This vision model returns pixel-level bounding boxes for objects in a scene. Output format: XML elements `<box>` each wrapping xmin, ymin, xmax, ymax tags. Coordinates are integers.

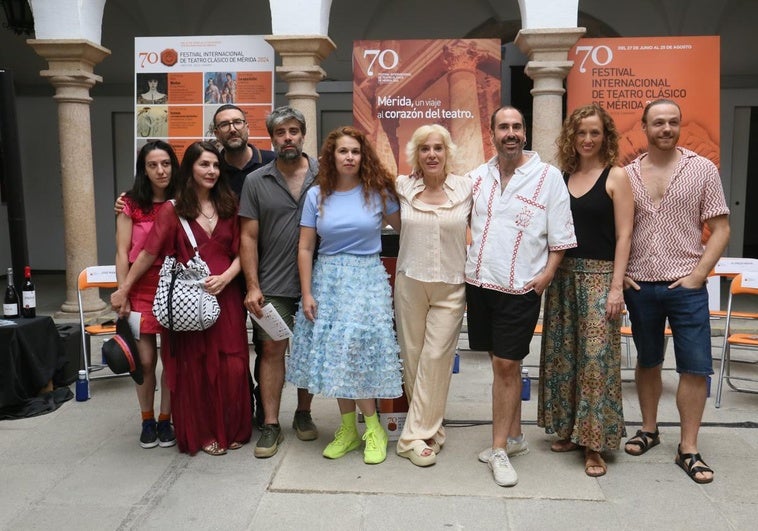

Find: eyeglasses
<box><xmin>215</xmin><ymin>119</ymin><xmax>247</xmax><ymax>132</ymax></box>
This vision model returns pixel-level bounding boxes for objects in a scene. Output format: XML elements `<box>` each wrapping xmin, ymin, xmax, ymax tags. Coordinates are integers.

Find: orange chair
<box><xmin>77</xmin><ymin>266</ymin><xmax>127</xmax><ymax>388</ymax></box>
<box><xmin>708</xmin><ymin>265</ymin><xmax>758</xmax><ymax>321</ymax></box>
<box><xmin>715</xmin><ymin>274</ymin><xmax>758</xmax><ymax>408</ymax></box>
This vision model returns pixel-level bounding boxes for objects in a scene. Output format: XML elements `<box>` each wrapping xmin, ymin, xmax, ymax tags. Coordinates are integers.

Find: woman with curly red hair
<box><xmin>288</xmin><ymin>126</ymin><xmax>402</xmax><ymax>465</ymax></box>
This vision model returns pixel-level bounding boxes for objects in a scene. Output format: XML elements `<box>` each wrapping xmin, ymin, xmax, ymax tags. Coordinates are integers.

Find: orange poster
<box><xmin>567</xmin><ymin>36</ymin><xmax>720</xmax><ymax>166</ymax></box>
<box><xmin>167</xmin><ymin>72</ymin><xmax>203</xmax><ymax>105</ymax></box>
<box><xmin>134</xmin><ymin>35</ymin><xmax>275</xmax><ymax>158</ymax></box>
<box><xmin>353</xmin><ymin>39</ymin><xmax>501</xmax><ymax>176</ymax></box>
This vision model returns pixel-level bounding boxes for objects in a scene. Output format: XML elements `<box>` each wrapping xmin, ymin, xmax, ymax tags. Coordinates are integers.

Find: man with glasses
<box><xmin>210</xmin><ymin>105</ymin><xmax>276</xmax><ymax>432</ymax></box>
<box><xmin>211</xmin><ymin>104</ymin><xmax>275</xmax><ymax>197</ymax></box>
<box><xmin>239</xmin><ymin>106</ymin><xmax>319</xmax><ymax>458</ymax></box>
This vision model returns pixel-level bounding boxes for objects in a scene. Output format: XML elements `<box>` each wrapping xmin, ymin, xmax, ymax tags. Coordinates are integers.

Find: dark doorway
<box><xmin>745</xmin><ymin>108</ymin><xmax>758</xmax><ymax>257</ymax></box>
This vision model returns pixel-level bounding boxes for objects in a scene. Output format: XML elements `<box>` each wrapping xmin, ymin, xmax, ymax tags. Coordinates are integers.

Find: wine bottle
<box><xmin>22</xmin><ymin>265</ymin><xmax>36</xmax><ymax>318</ymax></box>
<box><xmin>3</xmin><ymin>267</ymin><xmax>20</xmax><ymax>318</ymax></box>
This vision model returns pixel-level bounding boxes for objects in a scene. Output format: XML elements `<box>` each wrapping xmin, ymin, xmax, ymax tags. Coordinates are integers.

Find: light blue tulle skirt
<box><xmin>288</xmin><ymin>253</ymin><xmax>402</xmax><ymax>399</ymax></box>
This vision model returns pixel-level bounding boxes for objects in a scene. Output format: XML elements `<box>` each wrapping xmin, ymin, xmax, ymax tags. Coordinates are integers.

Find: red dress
<box><xmin>123</xmin><ymin>197</ymin><xmax>166</xmax><ymax>334</ymax></box>
<box><xmin>144</xmin><ymin>203</ymin><xmax>251</xmax><ymax>454</ymax></box>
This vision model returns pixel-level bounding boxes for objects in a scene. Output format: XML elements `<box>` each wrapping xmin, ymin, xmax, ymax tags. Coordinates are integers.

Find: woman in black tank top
<box><xmin>537</xmin><ymin>104</ymin><xmax>634</xmax><ymax>477</ymax></box>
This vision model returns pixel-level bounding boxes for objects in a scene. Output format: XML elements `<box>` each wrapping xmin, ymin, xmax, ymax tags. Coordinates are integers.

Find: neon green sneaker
<box><xmin>362</xmin><ymin>425</ymin><xmax>388</xmax><ymax>464</ymax></box>
<box><xmin>322</xmin><ymin>424</ymin><xmax>361</xmax><ymax>459</ymax></box>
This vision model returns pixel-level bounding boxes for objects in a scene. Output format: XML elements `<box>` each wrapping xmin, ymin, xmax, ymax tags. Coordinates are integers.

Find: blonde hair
<box><xmin>405</xmin><ymin>124</ymin><xmax>457</xmax><ymax>176</ymax></box>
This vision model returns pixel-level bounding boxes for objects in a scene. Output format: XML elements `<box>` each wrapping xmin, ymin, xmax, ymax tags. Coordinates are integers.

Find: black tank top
<box><xmin>565</xmin><ymin>166</ymin><xmax>615</xmax><ymax>261</ymax></box>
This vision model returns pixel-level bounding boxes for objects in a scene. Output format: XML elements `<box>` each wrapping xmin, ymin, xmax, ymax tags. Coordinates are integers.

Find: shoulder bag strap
<box><xmin>170</xmin><ymin>199</ymin><xmax>201</xmax><ymax>256</ymax></box>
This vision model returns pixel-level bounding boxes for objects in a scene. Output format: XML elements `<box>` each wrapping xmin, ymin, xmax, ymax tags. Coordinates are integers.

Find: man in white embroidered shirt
<box><xmin>622</xmin><ymin>99</ymin><xmax>729</xmax><ymax>485</ymax></box>
<box><xmin>466</xmin><ymin>106</ymin><xmax>576</xmax><ymax>487</ymax></box>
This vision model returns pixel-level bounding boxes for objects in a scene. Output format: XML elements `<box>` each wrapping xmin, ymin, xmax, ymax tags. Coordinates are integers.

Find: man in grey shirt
<box><xmin>239</xmin><ymin>106</ymin><xmax>318</xmax><ymax>458</ymax></box>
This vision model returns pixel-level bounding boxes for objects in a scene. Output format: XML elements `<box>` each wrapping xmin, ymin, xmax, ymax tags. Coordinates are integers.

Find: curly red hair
<box><xmin>316</xmin><ymin>126</ymin><xmax>397</xmax><ymax>211</ymax></box>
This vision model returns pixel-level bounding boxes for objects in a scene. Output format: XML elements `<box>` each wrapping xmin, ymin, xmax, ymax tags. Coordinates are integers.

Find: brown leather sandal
<box><xmin>584</xmin><ymin>450</ymin><xmax>607</xmax><ymax>477</ymax></box>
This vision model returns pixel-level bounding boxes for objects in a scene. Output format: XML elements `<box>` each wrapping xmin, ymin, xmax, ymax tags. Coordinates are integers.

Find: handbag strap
<box><xmin>169</xmin><ymin>199</ymin><xmax>201</xmax><ymax>255</ymax></box>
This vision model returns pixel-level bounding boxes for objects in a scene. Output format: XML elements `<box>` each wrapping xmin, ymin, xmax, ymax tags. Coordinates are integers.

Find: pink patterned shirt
<box><xmin>625</xmin><ymin>147</ymin><xmax>729</xmax><ymax>282</ymax></box>
<box><xmin>465</xmin><ymin>152</ymin><xmax>576</xmax><ymax>294</ymax></box>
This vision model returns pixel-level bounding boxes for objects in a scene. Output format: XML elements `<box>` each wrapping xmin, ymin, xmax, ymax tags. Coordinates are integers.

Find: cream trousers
<box><xmin>394</xmin><ymin>272</ymin><xmax>466</xmax><ymax>453</ymax></box>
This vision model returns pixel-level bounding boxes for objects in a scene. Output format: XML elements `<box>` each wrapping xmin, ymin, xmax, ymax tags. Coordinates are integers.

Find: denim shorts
<box><xmin>623</xmin><ymin>282</ymin><xmax>713</xmax><ymax>375</ymax></box>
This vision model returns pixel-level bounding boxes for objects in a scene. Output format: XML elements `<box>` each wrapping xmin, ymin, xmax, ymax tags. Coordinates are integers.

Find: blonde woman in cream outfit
<box><xmin>394</xmin><ymin>125</ymin><xmax>472</xmax><ymax>467</ymax></box>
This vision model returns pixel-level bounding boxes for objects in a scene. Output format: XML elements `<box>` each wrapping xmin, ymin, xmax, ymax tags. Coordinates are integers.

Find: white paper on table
<box><xmin>714</xmin><ymin>257</ymin><xmax>758</xmax><ymax>274</ymax></box>
<box><xmin>128</xmin><ymin>311</ymin><xmax>141</xmax><ymax>340</ymax></box>
<box><xmin>249</xmin><ymin>303</ymin><xmax>293</xmax><ymax>341</ymax></box>
<box><xmin>742</xmin><ymin>273</ymin><xmax>758</xmax><ymax>289</ymax></box>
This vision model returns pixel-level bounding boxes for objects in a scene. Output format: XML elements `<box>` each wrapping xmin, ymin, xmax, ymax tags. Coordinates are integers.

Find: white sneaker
<box><xmin>488</xmin><ymin>448</ymin><xmax>518</xmax><ymax>487</ymax></box>
<box><xmin>478</xmin><ymin>436</ymin><xmax>530</xmax><ymax>462</ymax></box>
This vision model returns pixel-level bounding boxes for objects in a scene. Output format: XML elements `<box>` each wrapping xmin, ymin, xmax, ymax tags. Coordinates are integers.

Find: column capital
<box><xmin>525</xmin><ymin>60</ymin><xmax>575</xmax><ymax>95</ymax></box>
<box><xmin>27</xmin><ymin>39</ymin><xmax>111</xmax><ymax>100</ymax></box>
<box><xmin>265</xmin><ymin>34</ymin><xmax>336</xmax><ymax>68</ymax></box>
<box><xmin>515</xmin><ymin>28</ymin><xmax>586</xmax><ymax>62</ymax></box>
<box><xmin>27</xmin><ymin>39</ymin><xmax>110</xmax><ymax>77</ymax></box>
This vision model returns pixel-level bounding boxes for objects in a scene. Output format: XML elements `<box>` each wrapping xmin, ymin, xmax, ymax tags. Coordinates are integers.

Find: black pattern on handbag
<box><xmin>152</xmin><ymin>204</ymin><xmax>220</xmax><ymax>331</ymax></box>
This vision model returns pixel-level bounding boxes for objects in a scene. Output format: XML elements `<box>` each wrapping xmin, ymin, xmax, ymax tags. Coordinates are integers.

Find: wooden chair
<box><xmin>714</xmin><ymin>273</ymin><xmax>758</xmax><ymax>408</ymax></box>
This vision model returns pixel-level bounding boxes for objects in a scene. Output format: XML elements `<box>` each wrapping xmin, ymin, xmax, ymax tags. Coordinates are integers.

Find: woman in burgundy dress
<box><xmin>112</xmin><ymin>141</ymin><xmax>251</xmax><ymax>456</ymax></box>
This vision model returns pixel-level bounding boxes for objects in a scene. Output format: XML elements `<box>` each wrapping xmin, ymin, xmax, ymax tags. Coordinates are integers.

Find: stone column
<box><xmin>515</xmin><ymin>28</ymin><xmax>585</xmax><ymax>164</ymax></box>
<box><xmin>27</xmin><ymin>39</ymin><xmax>111</xmax><ymax>315</ymax></box>
<box><xmin>265</xmin><ymin>35</ymin><xmax>336</xmax><ymax>157</ymax></box>
<box><xmin>443</xmin><ymin>41</ymin><xmax>487</xmax><ymax>172</ymax></box>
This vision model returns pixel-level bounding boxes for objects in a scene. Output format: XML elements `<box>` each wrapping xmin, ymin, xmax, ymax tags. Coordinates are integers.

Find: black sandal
<box><xmin>675</xmin><ymin>445</ymin><xmax>714</xmax><ymax>484</ymax></box>
<box><xmin>624</xmin><ymin>428</ymin><xmax>660</xmax><ymax>456</ymax></box>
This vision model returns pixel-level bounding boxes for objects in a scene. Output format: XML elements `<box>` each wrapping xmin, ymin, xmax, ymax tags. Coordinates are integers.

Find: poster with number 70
<box><xmin>567</xmin><ymin>36</ymin><xmax>719</xmax><ymax>167</ymax></box>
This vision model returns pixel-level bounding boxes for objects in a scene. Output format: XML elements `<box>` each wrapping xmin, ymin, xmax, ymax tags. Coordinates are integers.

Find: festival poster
<box><xmin>567</xmin><ymin>36</ymin><xmax>720</xmax><ymax>166</ymax></box>
<box><xmin>353</xmin><ymin>39</ymin><xmax>501</xmax><ymax>176</ymax></box>
<box><xmin>134</xmin><ymin>36</ymin><xmax>275</xmax><ymax>161</ymax></box>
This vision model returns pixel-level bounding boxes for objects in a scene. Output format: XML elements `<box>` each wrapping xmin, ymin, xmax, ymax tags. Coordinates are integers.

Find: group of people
<box><xmin>110</xmin><ymin>98</ymin><xmax>729</xmax><ymax>488</ymax></box>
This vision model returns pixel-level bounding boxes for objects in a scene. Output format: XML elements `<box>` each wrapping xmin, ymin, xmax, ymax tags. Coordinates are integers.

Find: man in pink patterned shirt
<box><xmin>623</xmin><ymin>99</ymin><xmax>729</xmax><ymax>484</ymax></box>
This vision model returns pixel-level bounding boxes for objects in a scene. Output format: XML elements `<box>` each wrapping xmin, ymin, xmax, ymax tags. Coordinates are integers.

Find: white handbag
<box><xmin>152</xmin><ymin>208</ymin><xmax>220</xmax><ymax>331</ymax></box>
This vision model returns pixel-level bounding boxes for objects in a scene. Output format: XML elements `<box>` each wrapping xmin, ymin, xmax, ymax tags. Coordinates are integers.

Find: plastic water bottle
<box><xmin>76</xmin><ymin>370</ymin><xmax>89</xmax><ymax>401</ymax></box>
<box><xmin>520</xmin><ymin>368</ymin><xmax>531</xmax><ymax>401</ymax></box>
<box><xmin>452</xmin><ymin>349</ymin><xmax>460</xmax><ymax>374</ymax></box>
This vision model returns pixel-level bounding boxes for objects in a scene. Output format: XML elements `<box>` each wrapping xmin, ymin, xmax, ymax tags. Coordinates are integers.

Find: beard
<box><xmin>222</xmin><ymin>135</ymin><xmax>247</xmax><ymax>153</ymax></box>
<box><xmin>497</xmin><ymin>141</ymin><xmax>523</xmax><ymax>161</ymax></box>
<box><xmin>276</xmin><ymin>144</ymin><xmax>303</xmax><ymax>161</ymax></box>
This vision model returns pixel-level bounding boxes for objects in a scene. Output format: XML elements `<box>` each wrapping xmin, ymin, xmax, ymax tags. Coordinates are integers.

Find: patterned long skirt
<box><xmin>537</xmin><ymin>257</ymin><xmax>626</xmax><ymax>451</ymax></box>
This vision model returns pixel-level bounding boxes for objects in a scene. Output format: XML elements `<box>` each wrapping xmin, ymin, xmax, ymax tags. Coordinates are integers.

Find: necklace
<box><xmin>200</xmin><ymin>207</ymin><xmax>217</xmax><ymax>220</ymax></box>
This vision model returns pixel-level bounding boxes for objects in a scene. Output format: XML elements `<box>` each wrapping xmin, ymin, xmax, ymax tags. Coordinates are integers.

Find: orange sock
<box><xmin>158</xmin><ymin>413</ymin><xmax>170</xmax><ymax>423</ymax></box>
<box><xmin>141</xmin><ymin>410</ymin><xmax>155</xmax><ymax>421</ymax></box>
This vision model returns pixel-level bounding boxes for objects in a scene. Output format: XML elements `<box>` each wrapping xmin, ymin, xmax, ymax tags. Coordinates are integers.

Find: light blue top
<box><xmin>301</xmin><ymin>184</ymin><xmax>399</xmax><ymax>255</ymax></box>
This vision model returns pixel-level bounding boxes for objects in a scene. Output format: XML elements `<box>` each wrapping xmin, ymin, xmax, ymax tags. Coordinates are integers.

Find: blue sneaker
<box><xmin>140</xmin><ymin>420</ymin><xmax>158</xmax><ymax>449</ymax></box>
<box><xmin>157</xmin><ymin>420</ymin><xmax>176</xmax><ymax>448</ymax></box>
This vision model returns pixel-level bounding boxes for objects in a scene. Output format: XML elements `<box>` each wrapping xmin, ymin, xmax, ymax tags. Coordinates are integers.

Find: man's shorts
<box><xmin>623</xmin><ymin>282</ymin><xmax>713</xmax><ymax>375</ymax></box>
<box><xmin>251</xmin><ymin>295</ymin><xmax>298</xmax><ymax>341</ymax></box>
<box><xmin>465</xmin><ymin>283</ymin><xmax>541</xmax><ymax>360</ymax></box>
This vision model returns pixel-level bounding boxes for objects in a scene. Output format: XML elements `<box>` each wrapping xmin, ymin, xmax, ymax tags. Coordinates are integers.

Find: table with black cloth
<box><xmin>0</xmin><ymin>316</ymin><xmax>70</xmax><ymax>417</ymax></box>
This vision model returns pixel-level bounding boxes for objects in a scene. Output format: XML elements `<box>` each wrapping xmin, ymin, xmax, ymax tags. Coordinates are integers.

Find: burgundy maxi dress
<box><xmin>144</xmin><ymin>202</ymin><xmax>251</xmax><ymax>454</ymax></box>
